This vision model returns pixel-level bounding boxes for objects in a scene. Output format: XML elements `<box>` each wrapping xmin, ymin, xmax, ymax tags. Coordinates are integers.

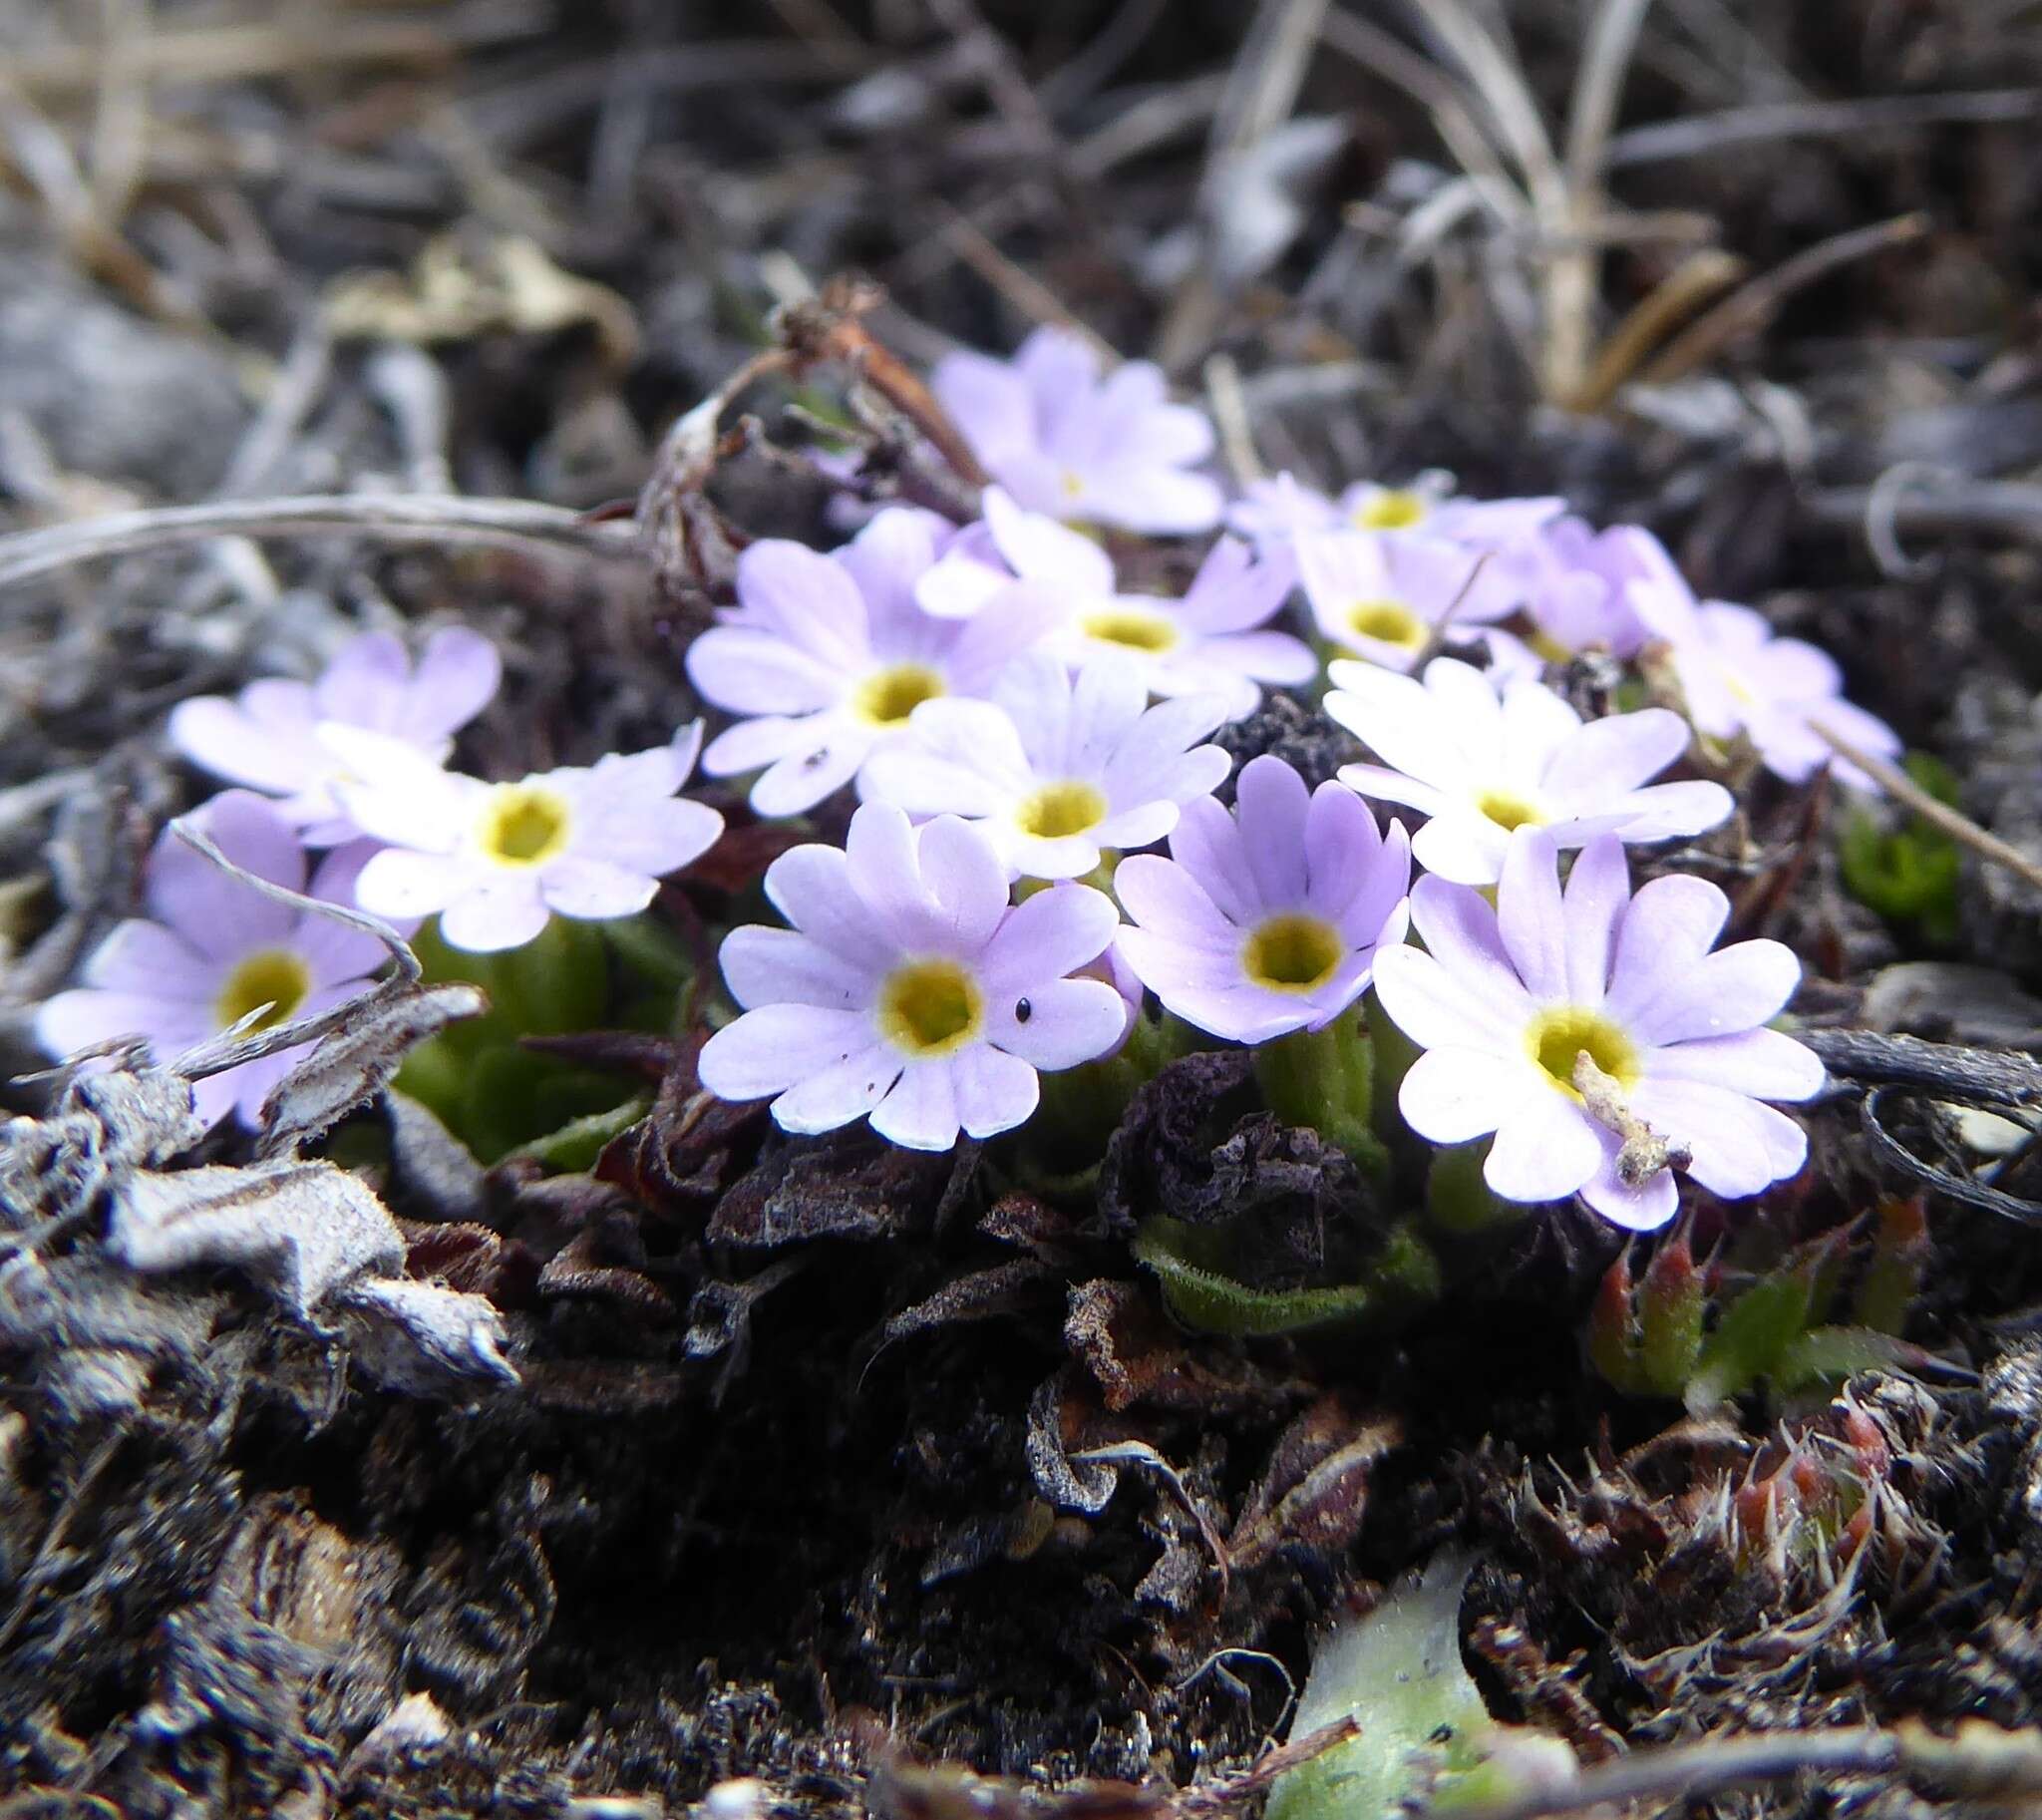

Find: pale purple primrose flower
<box><xmin>687</xmin><ymin>508</ymin><xmax>1041</xmax><ymax>817</ymax></box>
<box><xmin>1325</xmin><ymin>656</ymin><xmax>1733</xmax><ymax>886</ymax></box>
<box><xmin>168</xmin><ymin>626</ymin><xmax>501</xmax><ymax>844</ymax></box>
<box><xmin>1230</xmin><ymin>470</ymin><xmax>1562</xmax><ymax>549</ymax></box>
<box><xmin>917</xmin><ymin>489</ymin><xmax>1310</xmax><ymax>717</ymax></box>
<box><xmin>858</xmin><ymin>652</ymin><xmax>1231</xmax><ymax>881</ymax></box>
<box><xmin>699</xmin><ymin>804</ymin><xmax>1128</xmax><ymax>1150</ymax></box>
<box><xmin>1113</xmin><ymin>755</ymin><xmax>1411</xmax><ymax>1043</ymax></box>
<box><xmin>930</xmin><ymin>325</ymin><xmax>1222</xmax><ymax>534</ymax></box>
<box><xmin>1373</xmin><ymin>830</ymin><xmax>1825</xmax><ymax>1231</ymax></box>
<box><xmin>1630</xmin><ymin>573</ymin><xmax>1901</xmax><ymax>792</ymax></box>
<box><xmin>35</xmin><ymin>792</ymin><xmax>395</xmax><ymax>1129</ymax></box>
<box><xmin>333</xmin><ymin>725</ymin><xmax>723</xmax><ymax>953</ymax></box>
<box><xmin>1503</xmin><ymin>518</ymin><xmax>1665</xmax><ymax>660</ymax></box>
<box><xmin>1294</xmin><ymin>529</ymin><xmax>1533</xmax><ymax>675</ymax></box>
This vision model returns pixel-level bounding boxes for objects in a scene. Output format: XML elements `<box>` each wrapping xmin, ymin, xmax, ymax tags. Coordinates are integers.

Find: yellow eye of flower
<box><xmin>1352</xmin><ymin>489</ymin><xmax>1428</xmax><ymax>531</ymax></box>
<box><xmin>1016</xmin><ymin>780</ymin><xmax>1108</xmax><ymax>840</ymax></box>
<box><xmin>477</xmin><ymin>784</ymin><xmax>572</xmax><ymax>868</ymax></box>
<box><xmin>214</xmin><ymin>948</ymin><xmax>312</xmax><ymax>1035</ymax></box>
<box><xmin>877</xmin><ymin>958</ymin><xmax>985</xmax><ymax>1057</ymax></box>
<box><xmin>1242</xmin><ymin>913</ymin><xmax>1344</xmax><ymax>993</ymax></box>
<box><xmin>1476</xmin><ymin>789</ymin><xmax>1546</xmax><ymax>833</ymax></box>
<box><xmin>853</xmin><ymin>663</ymin><xmax>946</xmax><ymax>725</ymax></box>
<box><xmin>1526</xmin><ymin>1005</ymin><xmax>1639</xmax><ymax>1099</ymax></box>
<box><xmin>1080</xmin><ymin>607</ymin><xmax>1179</xmax><ymax>653</ymax></box>
<box><xmin>1346</xmin><ymin>599</ymin><xmax>1427</xmax><ymax>650</ymax></box>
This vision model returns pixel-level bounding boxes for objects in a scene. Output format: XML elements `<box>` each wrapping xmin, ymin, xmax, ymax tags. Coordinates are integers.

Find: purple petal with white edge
<box><xmin>1101</xmin><ymin>689</ymin><xmax>1228</xmax><ymax>788</ymax></box>
<box><xmin>81</xmin><ymin>918</ymin><xmax>219</xmax><ymax>1001</ymax></box>
<box><xmin>701</xmin><ymin>1003</ymin><xmax>875</xmax><ymax>1101</ymax></box>
<box><xmin>837</xmin><ymin>508</ymin><xmax>941</xmax><ymax>643</ymax></box>
<box><xmin>1605</xmin><ymin>874</ymin><xmax>1730</xmax><ymax>1021</ymax></box>
<box><xmin>539</xmin><ymin>857</ymin><xmax>659</xmax><ymax>921</ymax></box>
<box><xmin>575</xmin><ymin>789</ymin><xmax>723</xmax><ymax>881</ymax></box>
<box><xmin>1631</xmin><ymin>1078</ymin><xmax>1808</xmax><ymax>1200</ymax></box>
<box><xmin>1089</xmin><ymin>800</ymin><xmax>1180</xmax><ymax>858</ymax></box>
<box><xmin>1398</xmin><ymin>1047</ymin><xmax>1529</xmax><ymax>1143</ymax></box>
<box><xmin>1485</xmin><ymin>1093</ymin><xmax>1603</xmax><ymax>1203</ymax></box>
<box><xmin>732</xmin><ymin>539</ymin><xmax>871</xmax><ymax>671</ymax></box>
<box><xmin>37</xmin><ymin>986</ymin><xmax>213</xmax><ymax>1063</ymax></box>
<box><xmin>1116</xmin><ymin>942</ymin><xmax>1314</xmax><ymax>1043</ymax></box>
<box><xmin>945</xmin><ymin>586</ymin><xmax>1066</xmax><ymax>694</ymax></box>
<box><xmin>1113</xmin><ymin>854</ymin><xmax>1240</xmax><ymax>954</ymax></box>
<box><xmin>720</xmin><ymin>923</ymin><xmax>874</xmax><ymax>1013</ymax></box>
<box><xmin>750</xmin><ymin>725</ymin><xmax>870</xmax><ymax>817</ymax></box>
<box><xmin>858</xmin><ymin>745</ymin><xmax>1010</xmax><ymax>821</ymax></box>
<box><xmin>149</xmin><ymin>792</ymin><xmax>304</xmax><ymax>959</ymax></box>
<box><xmin>951</xmin><ymin>1044</ymin><xmax>1042</xmax><ymax>1138</ymax></box>
<box><xmin>1596</xmin><ymin>779</ymin><xmax>1735</xmax><ymax>843</ymax></box>
<box><xmin>1338</xmin><ymin>761</ymin><xmax>1456</xmax><ymax>823</ymax></box>
<box><xmin>402</xmin><ymin>626</ymin><xmax>502</xmax><ymax>741</ymax></box>
<box><xmin>914</xmin><ymin>816</ymin><xmax>1011</xmax><ymax>952</ymax></box>
<box><xmin>1643</xmin><ymin>1026</ymin><xmax>1825</xmax><ymax>1101</ymax></box>
<box><xmin>1179</xmin><ymin>537</ymin><xmax>1292</xmax><ymax>633</ymax></box>
<box><xmin>1538</xmin><ymin>707</ymin><xmax>1691</xmax><ymax>804</ymax></box>
<box><xmin>978</xmin><ymin>883</ymin><xmax>1120</xmax><ymax>998</ymax></box>
<box><xmin>1494</xmin><ymin>827</ymin><xmax>1567</xmax><ymax>1003</ymax></box>
<box><xmin>763</xmin><ymin>843</ymin><xmax>898</xmax><ymax>971</ymax></box>
<box><xmin>168</xmin><ymin>693</ymin><xmax>323</xmax><ymax>794</ymax></box>
<box><xmin>1234</xmin><ymin>758</ymin><xmax>1312</xmax><ymax>911</ymax></box>
<box><xmin>1301</xmin><ymin>782</ymin><xmax>1386</xmax><ymax>919</ymax></box>
<box><xmin>871</xmin><ymin>1057</ymin><xmax>963</xmax><ymax>1151</ymax></box>
<box><xmin>905</xmin><ymin>697</ymin><xmax>1034</xmax><ymax>796</ymax></box>
<box><xmin>1616</xmin><ymin>938</ymin><xmax>1803</xmax><ymax>1046</ymax></box>
<box><xmin>773</xmin><ymin>1046</ymin><xmax>901</xmax><ymax>1136</ymax></box>
<box><xmin>1191</xmin><ymin>629</ymin><xmax>1318</xmax><ymax>688</ymax></box>
<box><xmin>705</xmin><ymin>713</ymin><xmax>832</xmax><ymax>777</ymax></box>
<box><xmin>312</xmin><ymin>631</ymin><xmax>409</xmax><ymax>723</ymax></box>
<box><xmin>1410</xmin><ymin>813</ymin><xmax>1511</xmax><ymax>887</ymax></box>
<box><xmin>353</xmin><ymin>848</ymin><xmax>472</xmax><ymax>921</ymax></box>
<box><xmin>1560</xmin><ymin>836</ymin><xmax>1629</xmax><ymax>1006</ymax></box>
<box><xmin>298</xmin><ymin>842</ymin><xmax>403</xmax><ymax>983</ymax></box>
<box><xmin>983</xmin><ymin>975</ymin><xmax>1127</xmax><ymax>1069</ymax></box>
<box><xmin>841</xmin><ymin>803</ymin><xmax>940</xmax><ymax>949</ymax></box>
<box><xmin>932</xmin><ymin>350</ymin><xmax>1035</xmax><ymax>464</ymax></box>
<box><xmin>1158</xmin><ymin>796</ymin><xmax>1259</xmax><ymax>929</ymax></box>
<box><xmin>992</xmin><ymin>651</ymin><xmax>1079</xmax><ymax>772</ymax></box>
<box><xmin>439</xmin><ymin>880</ymin><xmax>550</xmax><ymax>953</ymax></box>
<box><xmin>1369</xmin><ymin>938</ymin><xmax>1511</xmax><ymax>1056</ymax></box>
<box><xmin>685</xmin><ymin>624</ymin><xmax>845</xmax><ymax>717</ymax></box>
<box><xmin>1061</xmin><ymin>655</ymin><xmax>1145</xmax><ymax>774</ymax></box>
<box><xmin>1578</xmin><ymin>1146</ymin><xmax>1681</xmax><ymax>1231</ymax></box>
<box><xmin>985</xmin><ymin>488</ymin><xmax>1116</xmax><ymax>595</ymax></box>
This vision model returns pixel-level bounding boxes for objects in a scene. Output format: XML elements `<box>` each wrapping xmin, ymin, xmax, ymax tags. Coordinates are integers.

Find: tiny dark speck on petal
<box><xmin>1015</xmin><ymin>997</ymin><xmax>1032</xmax><ymax>1023</ymax></box>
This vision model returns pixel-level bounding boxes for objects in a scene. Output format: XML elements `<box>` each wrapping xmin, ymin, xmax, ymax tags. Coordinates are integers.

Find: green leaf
<box><xmin>1133</xmin><ymin>1218</ymin><xmax>1441</xmax><ymax>1336</ymax></box>
<box><xmin>1684</xmin><ymin>1265</ymin><xmax>1814</xmax><ymax>1413</ymax></box>
<box><xmin>507</xmin><ymin>1095</ymin><xmax>652</xmax><ymax>1172</ymax></box>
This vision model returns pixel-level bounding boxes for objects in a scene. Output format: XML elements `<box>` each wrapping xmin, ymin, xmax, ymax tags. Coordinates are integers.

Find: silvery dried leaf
<box><xmin>254</xmin><ymin>980</ymin><xmax>488</xmax><ymax>1159</ymax></box>
<box><xmin>0</xmin><ymin>1062</ymin><xmax>205</xmax><ymax>1230</ymax></box>
<box><xmin>109</xmin><ymin>1159</ymin><xmax>406</xmax><ymax>1319</ymax></box>
<box><xmin>334</xmin><ymin>1276</ymin><xmax>518</xmax><ymax>1391</ymax></box>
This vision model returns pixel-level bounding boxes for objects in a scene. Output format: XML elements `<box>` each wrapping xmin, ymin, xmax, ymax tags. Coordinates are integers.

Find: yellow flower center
<box><xmin>1529</xmin><ymin>628</ymin><xmax>1573</xmax><ymax>664</ymax></box>
<box><xmin>1080</xmin><ymin>605</ymin><xmax>1179</xmax><ymax>653</ymax></box>
<box><xmin>213</xmin><ymin>948</ymin><xmax>312</xmax><ymax>1035</ymax></box>
<box><xmin>877</xmin><ymin>957</ymin><xmax>985</xmax><ymax>1057</ymax></box>
<box><xmin>852</xmin><ymin>662</ymin><xmax>946</xmax><ymax>726</ymax></box>
<box><xmin>1352</xmin><ymin>489</ymin><xmax>1428</xmax><ymax>531</ymax></box>
<box><xmin>1016</xmin><ymin>779</ymin><xmax>1109</xmax><ymax>841</ymax></box>
<box><xmin>1346</xmin><ymin>599</ymin><xmax>1427</xmax><ymax>651</ymax></box>
<box><xmin>1242</xmin><ymin>913</ymin><xmax>1345</xmax><ymax>993</ymax></box>
<box><xmin>476</xmin><ymin>783</ymin><xmax>573</xmax><ymax>868</ymax></box>
<box><xmin>1526</xmin><ymin>1004</ymin><xmax>1640</xmax><ymax>1100</ymax></box>
<box><xmin>1476</xmin><ymin>789</ymin><xmax>1547</xmax><ymax>833</ymax></box>
<box><xmin>1060</xmin><ymin>468</ymin><xmax>1087</xmax><ymax>500</ymax></box>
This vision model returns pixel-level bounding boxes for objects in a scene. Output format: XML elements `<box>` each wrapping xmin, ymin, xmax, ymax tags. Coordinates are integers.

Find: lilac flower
<box><xmin>858</xmin><ymin>652</ymin><xmax>1231</xmax><ymax>881</ymax></box>
<box><xmin>1325</xmin><ymin>656</ymin><xmax>1733</xmax><ymax>886</ymax></box>
<box><xmin>1372</xmin><ymin>830</ymin><xmax>1824</xmax><ymax>1230</ymax></box>
<box><xmin>918</xmin><ymin>490</ymin><xmax>1311</xmax><ymax>717</ymax></box>
<box><xmin>1630</xmin><ymin>572</ymin><xmax>1901</xmax><ymax>791</ymax></box>
<box><xmin>698</xmin><ymin>804</ymin><xmax>1128</xmax><ymax>1149</ymax></box>
<box><xmin>1294</xmin><ymin>528</ymin><xmax>1533</xmax><ymax>674</ymax></box>
<box><xmin>168</xmin><ymin>626</ymin><xmax>501</xmax><ymax>844</ymax></box>
<box><xmin>930</xmin><ymin>325</ymin><xmax>1222</xmax><ymax>533</ymax></box>
<box><xmin>1230</xmin><ymin>470</ymin><xmax>1562</xmax><ymax>549</ymax></box>
<box><xmin>332</xmin><ymin>725</ymin><xmax>723</xmax><ymax>953</ymax></box>
<box><xmin>686</xmin><ymin>508</ymin><xmax>1042</xmax><ymax>816</ymax></box>
<box><xmin>1113</xmin><ymin>756</ymin><xmax>1411</xmax><ymax>1043</ymax></box>
<box><xmin>1503</xmin><ymin>518</ymin><xmax>1668</xmax><ymax>659</ymax></box>
<box><xmin>35</xmin><ymin>793</ymin><xmax>395</xmax><ymax>1128</ymax></box>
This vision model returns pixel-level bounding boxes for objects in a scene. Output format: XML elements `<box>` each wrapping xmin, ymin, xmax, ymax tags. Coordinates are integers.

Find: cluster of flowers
<box><xmin>40</xmin><ymin>326</ymin><xmax>1893</xmax><ymax>1228</ymax></box>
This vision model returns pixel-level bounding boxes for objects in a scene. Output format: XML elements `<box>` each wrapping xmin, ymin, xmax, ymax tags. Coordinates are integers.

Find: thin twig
<box><xmin>1817</xmin><ymin>725</ymin><xmax>2042</xmax><ymax>899</ymax></box>
<box><xmin>1607</xmin><ymin>86</ymin><xmax>2042</xmax><ymax>168</ymax></box>
<box><xmin>1202</xmin><ymin>353</ymin><xmax>1263</xmax><ymax>488</ymax></box>
<box><xmin>1804</xmin><ymin>478</ymin><xmax>2042</xmax><ymax>552</ymax></box>
<box><xmin>0</xmin><ymin>494</ymin><xmax>635</xmax><ymax>590</ymax></box>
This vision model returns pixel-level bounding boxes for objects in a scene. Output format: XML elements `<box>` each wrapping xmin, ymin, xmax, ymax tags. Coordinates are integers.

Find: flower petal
<box><xmin>870</xmin><ymin>1057</ymin><xmax>963</xmax><ymax>1151</ymax></box>
<box><xmin>1617</xmin><ymin>938</ymin><xmax>1802</xmax><ymax>1046</ymax></box>
<box><xmin>148</xmin><ymin>792</ymin><xmax>304</xmax><ymax>959</ymax></box>
<box><xmin>1642</xmin><ymin>1027</ymin><xmax>1825</xmax><ymax>1101</ymax></box>
<box><xmin>700</xmin><ymin>1003</ymin><xmax>876</xmax><ymax>1101</ymax></box>
<box><xmin>978</xmin><ymin>883</ymin><xmax>1120</xmax><ymax>997</ymax></box>
<box><xmin>1560</xmin><ymin>835</ymin><xmax>1629</xmax><ymax>1005</ymax></box>
<box><xmin>1484</xmin><ymin>1093</ymin><xmax>1602</xmax><ymax>1203</ymax></box>
<box><xmin>1233</xmin><ymin>757</ymin><xmax>1312</xmax><ymax>911</ymax></box>
<box><xmin>1495</xmin><ymin>827</ymin><xmax>1567</xmax><ymax>1003</ymax></box>
<box><xmin>720</xmin><ymin>923</ymin><xmax>875</xmax><ymax>1012</ymax></box>
<box><xmin>950</xmin><ymin>1044</ymin><xmax>1041</xmax><ymax>1138</ymax></box>
<box><xmin>983</xmin><ymin>976</ymin><xmax>1127</xmax><ymax>1069</ymax></box>
<box><xmin>438</xmin><ymin>880</ymin><xmax>550</xmax><ymax>952</ymax></box>
<box><xmin>1398</xmin><ymin>1047</ymin><xmax>1529</xmax><ymax>1144</ymax></box>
